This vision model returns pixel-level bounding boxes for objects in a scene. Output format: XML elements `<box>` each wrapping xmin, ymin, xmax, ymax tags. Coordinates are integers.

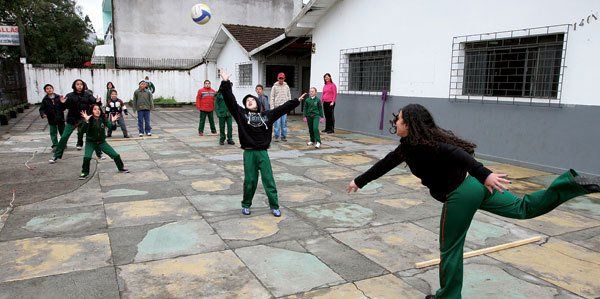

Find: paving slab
<box><xmin>117</xmin><ymin>250</ymin><xmax>271</xmax><ymax>298</ymax></box>
<box><xmin>0</xmin><ymin>267</ymin><xmax>119</xmax><ymax>299</ymax></box>
<box><xmin>0</xmin><ymin>233</ymin><xmax>112</xmax><ymax>283</ymax></box>
<box><xmin>235</xmin><ymin>244</ymin><xmax>345</xmax><ymax>297</ymax></box>
<box><xmin>104</xmin><ymin>196</ymin><xmax>199</xmax><ymax>228</ymax></box>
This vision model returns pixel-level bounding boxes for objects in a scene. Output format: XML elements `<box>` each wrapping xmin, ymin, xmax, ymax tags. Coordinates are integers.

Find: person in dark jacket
<box><xmin>214</xmin><ymin>89</ymin><xmax>234</xmax><ymax>145</ymax></box>
<box><xmin>50</xmin><ymin>79</ymin><xmax>101</xmax><ymax>163</ymax></box>
<box><xmin>219</xmin><ymin>69</ymin><xmax>306</xmax><ymax>217</ymax></box>
<box><xmin>78</xmin><ymin>104</ymin><xmax>129</xmax><ymax>179</ymax></box>
<box><xmin>105</xmin><ymin>89</ymin><xmax>129</xmax><ymax>138</ymax></box>
<box><xmin>346</xmin><ymin>104</ymin><xmax>600</xmax><ymax>299</ymax></box>
<box><xmin>39</xmin><ymin>84</ymin><xmax>65</xmax><ymax>150</ymax></box>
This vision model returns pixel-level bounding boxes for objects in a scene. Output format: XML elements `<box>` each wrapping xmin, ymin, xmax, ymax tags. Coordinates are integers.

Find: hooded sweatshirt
<box><xmin>81</xmin><ymin>115</ymin><xmax>115</xmax><ymax>143</ymax></box>
<box><xmin>39</xmin><ymin>94</ymin><xmax>65</xmax><ymax>125</ymax></box>
<box><xmin>63</xmin><ymin>89</ymin><xmax>97</xmax><ymax>125</ymax></box>
<box><xmin>220</xmin><ymin>80</ymin><xmax>299</xmax><ymax>150</ymax></box>
<box><xmin>269</xmin><ymin>81</ymin><xmax>291</xmax><ymax>110</ymax></box>
<box><xmin>196</xmin><ymin>87</ymin><xmax>216</xmax><ymax>112</ymax></box>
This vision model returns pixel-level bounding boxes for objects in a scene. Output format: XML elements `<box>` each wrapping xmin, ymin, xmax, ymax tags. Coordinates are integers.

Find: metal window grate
<box><xmin>339</xmin><ymin>44</ymin><xmax>393</xmax><ymax>95</ymax></box>
<box><xmin>449</xmin><ymin>25</ymin><xmax>569</xmax><ymax>106</ymax></box>
<box><xmin>237</xmin><ymin>63</ymin><xmax>252</xmax><ymax>86</ymax></box>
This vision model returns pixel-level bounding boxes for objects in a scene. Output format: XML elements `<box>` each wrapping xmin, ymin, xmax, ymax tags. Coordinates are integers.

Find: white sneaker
<box><xmin>147</xmin><ymin>132</ymin><xmax>152</xmax><ymax>136</ymax></box>
<box><xmin>307</xmin><ymin>141</ymin><xmax>313</xmax><ymax>146</ymax></box>
<box><xmin>76</xmin><ymin>145</ymin><xmax>82</xmax><ymax>150</ymax></box>
<box><xmin>315</xmin><ymin>142</ymin><xmax>321</xmax><ymax>149</ymax></box>
<box><xmin>49</xmin><ymin>158</ymin><xmax>56</xmax><ymax>164</ymax></box>
<box><xmin>139</xmin><ymin>133</ymin><xmax>144</xmax><ymax>137</ymax></box>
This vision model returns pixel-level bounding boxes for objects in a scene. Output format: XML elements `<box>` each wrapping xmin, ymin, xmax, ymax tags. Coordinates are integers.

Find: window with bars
<box><xmin>238</xmin><ymin>63</ymin><xmax>252</xmax><ymax>86</ymax></box>
<box><xmin>347</xmin><ymin>50</ymin><xmax>392</xmax><ymax>92</ymax></box>
<box><xmin>462</xmin><ymin>34</ymin><xmax>564</xmax><ymax>99</ymax></box>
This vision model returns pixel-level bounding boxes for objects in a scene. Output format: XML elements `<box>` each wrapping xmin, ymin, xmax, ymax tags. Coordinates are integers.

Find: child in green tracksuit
<box><xmin>347</xmin><ymin>104</ymin><xmax>600</xmax><ymax>299</ymax></box>
<box><xmin>214</xmin><ymin>90</ymin><xmax>234</xmax><ymax>145</ymax></box>
<box><xmin>219</xmin><ymin>69</ymin><xmax>306</xmax><ymax>217</ymax></box>
<box><xmin>78</xmin><ymin>105</ymin><xmax>129</xmax><ymax>179</ymax></box>
<box><xmin>39</xmin><ymin>84</ymin><xmax>65</xmax><ymax>151</ymax></box>
<box><xmin>303</xmin><ymin>87</ymin><xmax>324</xmax><ymax>149</ymax></box>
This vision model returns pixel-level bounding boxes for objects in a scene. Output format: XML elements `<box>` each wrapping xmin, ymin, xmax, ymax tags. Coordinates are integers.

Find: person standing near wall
<box><xmin>322</xmin><ymin>73</ymin><xmax>337</xmax><ymax>134</ymax></box>
<box><xmin>39</xmin><ymin>84</ymin><xmax>65</xmax><ymax>151</ymax></box>
<box><xmin>144</xmin><ymin>76</ymin><xmax>155</xmax><ymax>94</ymax></box>
<box><xmin>105</xmin><ymin>82</ymin><xmax>116</xmax><ymax>106</ymax></box>
<box><xmin>303</xmin><ymin>87</ymin><xmax>324</xmax><ymax>148</ymax></box>
<box><xmin>132</xmin><ymin>81</ymin><xmax>154</xmax><ymax>137</ymax></box>
<box><xmin>270</xmin><ymin>72</ymin><xmax>291</xmax><ymax>142</ymax></box>
<box><xmin>196</xmin><ymin>80</ymin><xmax>217</xmax><ymax>136</ymax></box>
<box><xmin>214</xmin><ymin>87</ymin><xmax>234</xmax><ymax>145</ymax></box>
<box><xmin>256</xmin><ymin>84</ymin><xmax>270</xmax><ymax>113</ymax></box>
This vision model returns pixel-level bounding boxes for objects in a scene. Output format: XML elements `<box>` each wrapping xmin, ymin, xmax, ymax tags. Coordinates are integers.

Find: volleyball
<box><xmin>191</xmin><ymin>3</ymin><xmax>211</xmax><ymax>25</ymax></box>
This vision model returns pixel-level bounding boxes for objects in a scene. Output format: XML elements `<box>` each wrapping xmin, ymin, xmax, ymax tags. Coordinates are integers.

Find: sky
<box><xmin>76</xmin><ymin>0</ymin><xmax>312</xmax><ymax>38</ymax></box>
<box><xmin>75</xmin><ymin>0</ymin><xmax>104</xmax><ymax>35</ymax></box>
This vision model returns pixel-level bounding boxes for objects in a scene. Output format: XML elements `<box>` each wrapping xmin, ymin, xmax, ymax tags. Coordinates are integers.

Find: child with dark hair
<box><xmin>214</xmin><ymin>87</ymin><xmax>234</xmax><ymax>145</ymax></box>
<box><xmin>50</xmin><ymin>79</ymin><xmax>101</xmax><ymax>163</ymax></box>
<box><xmin>78</xmin><ymin>105</ymin><xmax>129</xmax><ymax>179</ymax></box>
<box><xmin>196</xmin><ymin>79</ymin><xmax>217</xmax><ymax>136</ymax></box>
<box><xmin>303</xmin><ymin>87</ymin><xmax>324</xmax><ymax>148</ymax></box>
<box><xmin>219</xmin><ymin>69</ymin><xmax>306</xmax><ymax>217</ymax></box>
<box><xmin>347</xmin><ymin>103</ymin><xmax>600</xmax><ymax>299</ymax></box>
<box><xmin>39</xmin><ymin>84</ymin><xmax>65</xmax><ymax>151</ymax></box>
<box><xmin>255</xmin><ymin>84</ymin><xmax>269</xmax><ymax>113</ymax></box>
<box><xmin>105</xmin><ymin>82</ymin><xmax>115</xmax><ymax>106</ymax></box>
<box><xmin>105</xmin><ymin>89</ymin><xmax>129</xmax><ymax>138</ymax></box>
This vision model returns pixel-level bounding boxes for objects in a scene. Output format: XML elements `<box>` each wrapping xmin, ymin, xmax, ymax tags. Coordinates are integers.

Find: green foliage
<box><xmin>153</xmin><ymin>97</ymin><xmax>178</xmax><ymax>105</ymax></box>
<box><xmin>0</xmin><ymin>0</ymin><xmax>96</xmax><ymax>66</ymax></box>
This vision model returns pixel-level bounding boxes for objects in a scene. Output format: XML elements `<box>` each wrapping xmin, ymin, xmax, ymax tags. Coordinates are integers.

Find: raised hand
<box><xmin>484</xmin><ymin>173</ymin><xmax>511</xmax><ymax>194</ymax></box>
<box><xmin>60</xmin><ymin>95</ymin><xmax>66</xmax><ymax>103</ymax></box>
<box><xmin>219</xmin><ymin>68</ymin><xmax>231</xmax><ymax>81</ymax></box>
<box><xmin>346</xmin><ymin>180</ymin><xmax>359</xmax><ymax>193</ymax></box>
<box><xmin>298</xmin><ymin>93</ymin><xmax>308</xmax><ymax>101</ymax></box>
<box><xmin>80</xmin><ymin>110</ymin><xmax>91</xmax><ymax>121</ymax></box>
<box><xmin>111</xmin><ymin>113</ymin><xmax>120</xmax><ymax>122</ymax></box>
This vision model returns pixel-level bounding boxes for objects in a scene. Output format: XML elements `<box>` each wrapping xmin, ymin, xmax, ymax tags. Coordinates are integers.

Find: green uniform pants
<box><xmin>242</xmin><ymin>149</ymin><xmax>279</xmax><ymax>209</ymax></box>
<box><xmin>198</xmin><ymin>111</ymin><xmax>216</xmax><ymax>133</ymax></box>
<box><xmin>218</xmin><ymin>116</ymin><xmax>233</xmax><ymax>142</ymax></box>
<box><xmin>49</xmin><ymin>123</ymin><xmax>65</xmax><ymax>147</ymax></box>
<box><xmin>306</xmin><ymin>116</ymin><xmax>321</xmax><ymax>143</ymax></box>
<box><xmin>81</xmin><ymin>141</ymin><xmax>124</xmax><ymax>175</ymax></box>
<box><xmin>436</xmin><ymin>170</ymin><xmax>588</xmax><ymax>299</ymax></box>
<box><xmin>54</xmin><ymin>123</ymin><xmax>101</xmax><ymax>159</ymax></box>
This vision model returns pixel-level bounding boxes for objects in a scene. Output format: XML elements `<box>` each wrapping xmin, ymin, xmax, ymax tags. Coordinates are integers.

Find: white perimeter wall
<box><xmin>24</xmin><ymin>64</ymin><xmax>212</xmax><ymax>104</ymax></box>
<box><xmin>310</xmin><ymin>0</ymin><xmax>600</xmax><ymax>106</ymax></box>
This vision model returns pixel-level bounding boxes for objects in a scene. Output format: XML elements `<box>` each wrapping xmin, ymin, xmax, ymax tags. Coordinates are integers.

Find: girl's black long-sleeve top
<box><xmin>354</xmin><ymin>141</ymin><xmax>492</xmax><ymax>202</ymax></box>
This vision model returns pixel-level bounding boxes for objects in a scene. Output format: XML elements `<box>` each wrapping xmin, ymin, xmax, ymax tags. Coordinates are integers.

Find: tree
<box><xmin>0</xmin><ymin>0</ymin><xmax>96</xmax><ymax>67</ymax></box>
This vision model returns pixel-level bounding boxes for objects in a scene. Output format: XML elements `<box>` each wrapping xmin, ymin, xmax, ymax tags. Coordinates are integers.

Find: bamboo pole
<box><xmin>415</xmin><ymin>236</ymin><xmax>543</xmax><ymax>269</ymax></box>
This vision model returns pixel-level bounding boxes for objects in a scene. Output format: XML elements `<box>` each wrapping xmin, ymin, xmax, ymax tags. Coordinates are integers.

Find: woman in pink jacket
<box><xmin>321</xmin><ymin>73</ymin><xmax>337</xmax><ymax>134</ymax></box>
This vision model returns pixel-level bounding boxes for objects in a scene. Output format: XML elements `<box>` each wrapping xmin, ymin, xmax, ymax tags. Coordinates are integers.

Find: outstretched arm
<box><xmin>348</xmin><ymin>145</ymin><xmax>404</xmax><ymax>192</ymax></box>
<box><xmin>268</xmin><ymin>93</ymin><xmax>306</xmax><ymax>124</ymax></box>
<box><xmin>218</xmin><ymin>69</ymin><xmax>244</xmax><ymax>122</ymax></box>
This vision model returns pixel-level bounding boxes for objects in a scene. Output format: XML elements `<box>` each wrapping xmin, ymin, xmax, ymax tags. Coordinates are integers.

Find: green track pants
<box><xmin>242</xmin><ymin>149</ymin><xmax>279</xmax><ymax>209</ymax></box>
<box><xmin>199</xmin><ymin>111</ymin><xmax>216</xmax><ymax>133</ymax></box>
<box><xmin>436</xmin><ymin>169</ymin><xmax>589</xmax><ymax>298</ymax></box>
<box><xmin>218</xmin><ymin>116</ymin><xmax>233</xmax><ymax>142</ymax></box>
<box><xmin>49</xmin><ymin>123</ymin><xmax>65</xmax><ymax>147</ymax></box>
<box><xmin>81</xmin><ymin>141</ymin><xmax>124</xmax><ymax>175</ymax></box>
<box><xmin>306</xmin><ymin>116</ymin><xmax>321</xmax><ymax>143</ymax></box>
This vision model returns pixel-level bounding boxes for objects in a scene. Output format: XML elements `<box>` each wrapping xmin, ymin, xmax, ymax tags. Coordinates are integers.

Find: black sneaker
<box><xmin>321</xmin><ymin>129</ymin><xmax>328</xmax><ymax>133</ymax></box>
<box><xmin>573</xmin><ymin>175</ymin><xmax>600</xmax><ymax>193</ymax></box>
<box><xmin>425</xmin><ymin>296</ymin><xmax>436</xmax><ymax>299</ymax></box>
<box><xmin>219</xmin><ymin>140</ymin><xmax>225</xmax><ymax>145</ymax></box>
<box><xmin>227</xmin><ymin>140</ymin><xmax>235</xmax><ymax>145</ymax></box>
<box><xmin>281</xmin><ymin>137</ymin><xmax>287</xmax><ymax>142</ymax></box>
<box><xmin>119</xmin><ymin>168</ymin><xmax>130</xmax><ymax>173</ymax></box>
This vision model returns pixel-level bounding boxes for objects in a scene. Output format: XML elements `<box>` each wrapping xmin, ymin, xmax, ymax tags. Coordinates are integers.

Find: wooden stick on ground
<box><xmin>415</xmin><ymin>236</ymin><xmax>543</xmax><ymax>269</ymax></box>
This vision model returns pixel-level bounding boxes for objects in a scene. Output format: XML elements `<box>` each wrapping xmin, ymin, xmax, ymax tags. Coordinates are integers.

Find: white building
<box><xmin>287</xmin><ymin>0</ymin><xmax>600</xmax><ymax>175</ymax></box>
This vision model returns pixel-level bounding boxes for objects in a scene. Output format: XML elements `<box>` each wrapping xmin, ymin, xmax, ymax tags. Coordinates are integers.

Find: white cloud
<box><xmin>75</xmin><ymin>0</ymin><xmax>104</xmax><ymax>36</ymax></box>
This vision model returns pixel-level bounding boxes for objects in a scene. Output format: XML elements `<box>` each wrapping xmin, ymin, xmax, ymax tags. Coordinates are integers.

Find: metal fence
<box><xmin>449</xmin><ymin>24</ymin><xmax>570</xmax><ymax>106</ymax></box>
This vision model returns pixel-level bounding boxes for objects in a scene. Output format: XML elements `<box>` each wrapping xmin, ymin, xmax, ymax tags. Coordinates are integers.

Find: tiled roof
<box><xmin>223</xmin><ymin>24</ymin><xmax>284</xmax><ymax>52</ymax></box>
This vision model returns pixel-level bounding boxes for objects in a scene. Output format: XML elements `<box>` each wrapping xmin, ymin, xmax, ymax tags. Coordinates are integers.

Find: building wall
<box><xmin>24</xmin><ymin>64</ymin><xmax>207</xmax><ymax>104</ymax></box>
<box><xmin>113</xmin><ymin>0</ymin><xmax>302</xmax><ymax>60</ymax></box>
<box><xmin>310</xmin><ymin>0</ymin><xmax>600</xmax><ymax>106</ymax></box>
<box><xmin>308</xmin><ymin>0</ymin><xmax>600</xmax><ymax>174</ymax></box>
<box><xmin>335</xmin><ymin>94</ymin><xmax>600</xmax><ymax>175</ymax></box>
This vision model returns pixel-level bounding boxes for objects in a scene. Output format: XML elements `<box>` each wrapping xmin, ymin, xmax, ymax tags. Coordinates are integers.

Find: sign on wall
<box><xmin>0</xmin><ymin>26</ymin><xmax>20</xmax><ymax>46</ymax></box>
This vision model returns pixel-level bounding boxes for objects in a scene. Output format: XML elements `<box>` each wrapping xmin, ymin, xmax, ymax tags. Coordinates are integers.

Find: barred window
<box><xmin>238</xmin><ymin>63</ymin><xmax>252</xmax><ymax>86</ymax></box>
<box><xmin>347</xmin><ymin>50</ymin><xmax>392</xmax><ymax>92</ymax></box>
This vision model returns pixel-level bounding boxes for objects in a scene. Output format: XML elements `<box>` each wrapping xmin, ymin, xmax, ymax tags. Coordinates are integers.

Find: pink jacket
<box><xmin>322</xmin><ymin>82</ymin><xmax>337</xmax><ymax>103</ymax></box>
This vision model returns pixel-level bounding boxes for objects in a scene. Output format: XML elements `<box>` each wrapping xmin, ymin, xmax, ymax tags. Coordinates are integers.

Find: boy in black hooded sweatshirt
<box><xmin>219</xmin><ymin>69</ymin><xmax>306</xmax><ymax>217</ymax></box>
<box><xmin>39</xmin><ymin>84</ymin><xmax>65</xmax><ymax>151</ymax></box>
